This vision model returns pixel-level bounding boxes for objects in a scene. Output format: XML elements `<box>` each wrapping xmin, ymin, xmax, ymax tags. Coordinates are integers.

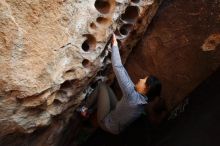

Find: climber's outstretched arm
<box><xmin>111</xmin><ymin>34</ymin><xmax>134</xmax><ymax>97</ymax></box>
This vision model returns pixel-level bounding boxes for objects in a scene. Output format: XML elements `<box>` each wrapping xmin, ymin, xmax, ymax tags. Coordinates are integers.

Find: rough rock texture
<box><xmin>0</xmin><ymin>0</ymin><xmax>162</xmax><ymax>145</ymax></box>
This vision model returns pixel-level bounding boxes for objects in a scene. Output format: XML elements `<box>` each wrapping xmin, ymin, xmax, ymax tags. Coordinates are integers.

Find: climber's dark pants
<box><xmin>85</xmin><ymin>82</ymin><xmax>117</xmax><ymax>130</ymax></box>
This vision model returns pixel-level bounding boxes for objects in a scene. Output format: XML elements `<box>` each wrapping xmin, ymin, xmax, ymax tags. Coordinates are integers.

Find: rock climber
<box><xmin>77</xmin><ymin>34</ymin><xmax>162</xmax><ymax>135</ymax></box>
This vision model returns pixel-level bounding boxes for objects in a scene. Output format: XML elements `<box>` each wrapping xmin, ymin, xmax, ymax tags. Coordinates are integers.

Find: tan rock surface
<box><xmin>0</xmin><ymin>0</ymin><xmax>162</xmax><ymax>142</ymax></box>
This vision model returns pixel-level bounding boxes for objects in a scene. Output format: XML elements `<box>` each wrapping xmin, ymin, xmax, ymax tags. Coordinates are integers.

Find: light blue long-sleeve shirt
<box><xmin>103</xmin><ymin>45</ymin><xmax>148</xmax><ymax>134</ymax></box>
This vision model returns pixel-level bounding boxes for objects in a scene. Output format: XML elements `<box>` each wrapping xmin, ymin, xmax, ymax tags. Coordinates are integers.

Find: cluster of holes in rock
<box><xmin>131</xmin><ymin>0</ymin><xmax>140</xmax><ymax>3</ymax></box>
<box><xmin>95</xmin><ymin>0</ymin><xmax>112</xmax><ymax>14</ymax></box>
<box><xmin>81</xmin><ymin>2</ymin><xmax>141</xmax><ymax>68</ymax></box>
<box><xmin>82</xmin><ymin>59</ymin><xmax>90</xmax><ymax>68</ymax></box>
<box><xmin>81</xmin><ymin>0</ymin><xmax>116</xmax><ymax>67</ymax></box>
<box><xmin>121</xmin><ymin>6</ymin><xmax>140</xmax><ymax>23</ymax></box>
<box><xmin>80</xmin><ymin>0</ymin><xmax>141</xmax><ymax>93</ymax></box>
<box><xmin>115</xmin><ymin>5</ymin><xmax>140</xmax><ymax>39</ymax></box>
<box><xmin>96</xmin><ymin>17</ymin><xmax>110</xmax><ymax>26</ymax></box>
<box><xmin>119</xmin><ymin>24</ymin><xmax>133</xmax><ymax>36</ymax></box>
<box><xmin>90</xmin><ymin>22</ymin><xmax>97</xmax><ymax>29</ymax></box>
<box><xmin>81</xmin><ymin>34</ymin><xmax>96</xmax><ymax>52</ymax></box>
<box><xmin>78</xmin><ymin>0</ymin><xmax>143</xmax><ymax>101</ymax></box>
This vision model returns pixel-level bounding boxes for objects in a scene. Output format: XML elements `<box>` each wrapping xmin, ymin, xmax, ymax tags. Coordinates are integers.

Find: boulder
<box><xmin>0</xmin><ymin>0</ymin><xmax>162</xmax><ymax>145</ymax></box>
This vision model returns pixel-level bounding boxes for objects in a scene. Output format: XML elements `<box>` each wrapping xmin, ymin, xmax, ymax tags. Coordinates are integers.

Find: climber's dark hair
<box><xmin>145</xmin><ymin>75</ymin><xmax>162</xmax><ymax>102</ymax></box>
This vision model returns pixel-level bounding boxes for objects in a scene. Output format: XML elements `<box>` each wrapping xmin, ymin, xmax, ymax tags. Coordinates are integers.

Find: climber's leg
<box><xmin>96</xmin><ymin>83</ymin><xmax>117</xmax><ymax>131</ymax></box>
<box><xmin>106</xmin><ymin>85</ymin><xmax>117</xmax><ymax>110</ymax></box>
<box><xmin>84</xmin><ymin>85</ymin><xmax>100</xmax><ymax>108</ymax></box>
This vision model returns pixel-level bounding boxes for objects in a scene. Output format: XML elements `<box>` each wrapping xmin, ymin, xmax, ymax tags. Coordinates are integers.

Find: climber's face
<box><xmin>135</xmin><ymin>76</ymin><xmax>149</xmax><ymax>95</ymax></box>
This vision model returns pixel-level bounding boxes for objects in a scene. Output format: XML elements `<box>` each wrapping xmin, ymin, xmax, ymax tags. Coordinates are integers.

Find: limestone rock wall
<box><xmin>0</xmin><ymin>0</ymin><xmax>162</xmax><ymax>144</ymax></box>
